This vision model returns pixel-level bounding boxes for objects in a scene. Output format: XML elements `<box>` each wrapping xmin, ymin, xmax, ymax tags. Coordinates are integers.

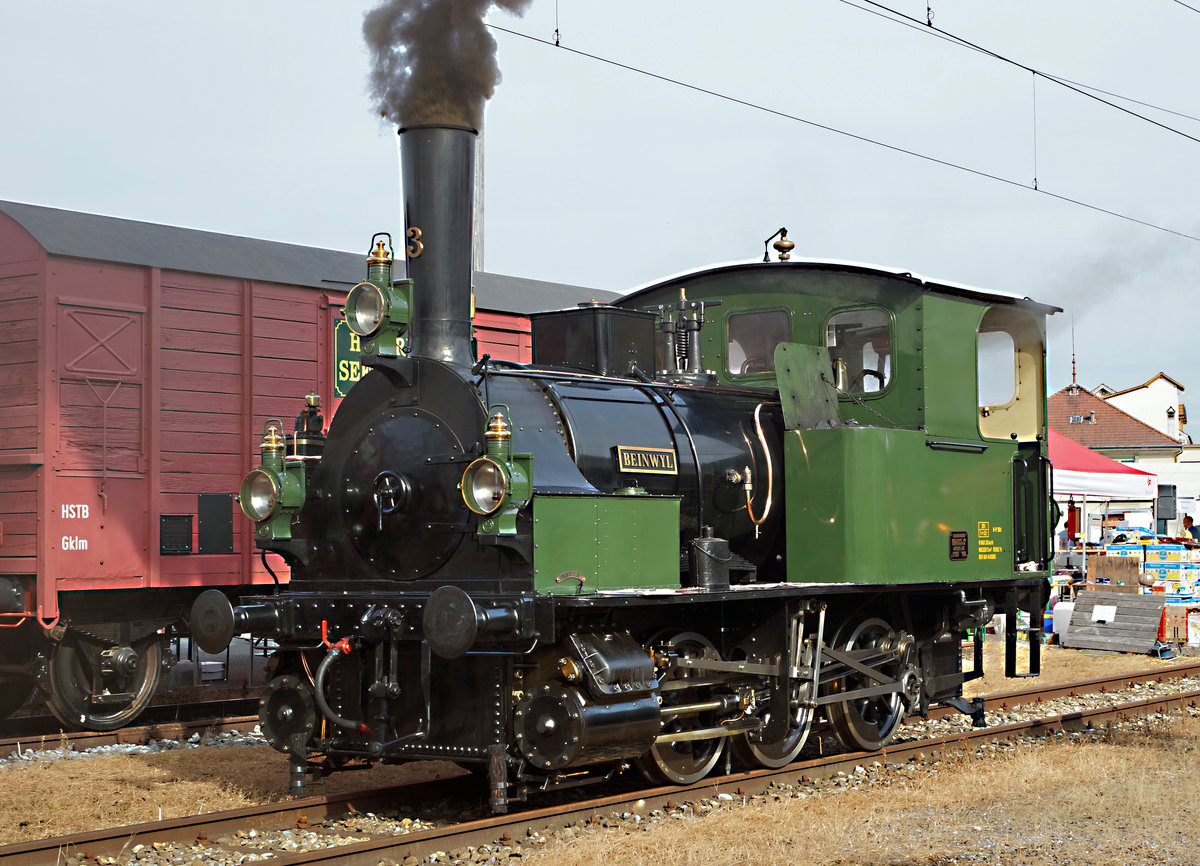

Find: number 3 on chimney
<box><xmin>405</xmin><ymin>226</ymin><xmax>424</xmax><ymax>259</ymax></box>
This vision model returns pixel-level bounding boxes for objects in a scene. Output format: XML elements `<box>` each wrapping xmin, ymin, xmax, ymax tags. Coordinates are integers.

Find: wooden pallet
<box><xmin>1060</xmin><ymin>590</ymin><xmax>1165</xmax><ymax>654</ymax></box>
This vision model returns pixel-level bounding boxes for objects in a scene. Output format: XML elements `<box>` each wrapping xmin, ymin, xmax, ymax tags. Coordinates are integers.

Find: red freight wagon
<box><xmin>0</xmin><ymin>201</ymin><xmax>607</xmax><ymax>730</ymax></box>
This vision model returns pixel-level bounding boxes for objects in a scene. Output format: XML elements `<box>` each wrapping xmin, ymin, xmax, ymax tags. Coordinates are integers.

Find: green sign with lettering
<box><xmin>334</xmin><ymin>319</ymin><xmax>365</xmax><ymax>397</ymax></box>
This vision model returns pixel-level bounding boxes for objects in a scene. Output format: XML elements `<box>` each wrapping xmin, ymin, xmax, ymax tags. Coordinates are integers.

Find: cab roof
<box><xmin>618</xmin><ymin>259</ymin><xmax>1062</xmax><ymax>317</ymax></box>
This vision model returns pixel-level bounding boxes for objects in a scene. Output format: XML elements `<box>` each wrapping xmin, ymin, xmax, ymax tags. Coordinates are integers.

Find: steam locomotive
<box><xmin>193</xmin><ymin>124</ymin><xmax>1057</xmax><ymax>811</ymax></box>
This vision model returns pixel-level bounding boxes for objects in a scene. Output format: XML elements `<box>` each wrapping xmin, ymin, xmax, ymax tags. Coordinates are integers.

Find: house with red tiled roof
<box><xmin>1101</xmin><ymin>373</ymin><xmax>1189</xmax><ymax>444</ymax></box>
<box><xmin>1051</xmin><ymin>383</ymin><xmax>1200</xmax><ymax>532</ymax></box>
<box><xmin>1049</xmin><ymin>384</ymin><xmax>1182</xmax><ymax>462</ymax></box>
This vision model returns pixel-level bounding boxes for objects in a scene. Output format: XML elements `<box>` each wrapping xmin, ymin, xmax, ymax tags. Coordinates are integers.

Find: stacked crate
<box><xmin>1142</xmin><ymin>544</ymin><xmax>1200</xmax><ymax>600</ymax></box>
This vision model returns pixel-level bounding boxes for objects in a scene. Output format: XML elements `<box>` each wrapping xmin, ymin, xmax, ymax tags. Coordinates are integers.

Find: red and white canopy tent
<box><xmin>1048</xmin><ymin>429</ymin><xmax>1158</xmax><ymax>563</ymax></box>
<box><xmin>1048</xmin><ymin>429</ymin><xmax>1158</xmax><ymax>500</ymax></box>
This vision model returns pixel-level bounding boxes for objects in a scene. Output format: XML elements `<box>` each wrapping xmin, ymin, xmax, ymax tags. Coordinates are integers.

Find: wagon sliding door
<box><xmin>48</xmin><ymin>301</ymin><xmax>148</xmax><ymax>609</ymax></box>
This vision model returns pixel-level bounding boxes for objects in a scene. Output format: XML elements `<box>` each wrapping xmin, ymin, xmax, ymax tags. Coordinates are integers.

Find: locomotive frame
<box><xmin>194</xmin><ymin>123</ymin><xmax>1057</xmax><ymax>811</ymax></box>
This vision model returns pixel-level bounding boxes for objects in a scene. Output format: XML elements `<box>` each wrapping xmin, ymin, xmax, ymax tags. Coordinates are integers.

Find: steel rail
<box><xmin>926</xmin><ymin>659</ymin><xmax>1200</xmax><ymax>720</ymax></box>
<box><xmin>4</xmin><ymin>681</ymin><xmax>1200</xmax><ymax>866</ymax></box>
<box><xmin>0</xmin><ymin>697</ymin><xmax>259</xmax><ymax>738</ymax></box>
<box><xmin>0</xmin><ymin>700</ymin><xmax>260</xmax><ymax>758</ymax></box>
<box><xmin>0</xmin><ymin>776</ymin><xmax>473</xmax><ymax>866</ymax></box>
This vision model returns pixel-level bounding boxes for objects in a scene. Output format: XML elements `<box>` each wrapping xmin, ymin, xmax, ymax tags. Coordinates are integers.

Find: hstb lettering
<box><xmin>61</xmin><ymin>504</ymin><xmax>89</xmax><ymax>519</ymax></box>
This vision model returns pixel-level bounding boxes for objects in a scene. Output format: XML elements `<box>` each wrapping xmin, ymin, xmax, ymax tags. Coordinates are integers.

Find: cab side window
<box><xmin>826</xmin><ymin>309</ymin><xmax>892</xmax><ymax>394</ymax></box>
<box><xmin>978</xmin><ymin>330</ymin><xmax>1016</xmax><ymax>406</ymax></box>
<box><xmin>978</xmin><ymin>307</ymin><xmax>1043</xmax><ymax>441</ymax></box>
<box><xmin>727</xmin><ymin>310</ymin><xmax>790</xmax><ymax>375</ymax></box>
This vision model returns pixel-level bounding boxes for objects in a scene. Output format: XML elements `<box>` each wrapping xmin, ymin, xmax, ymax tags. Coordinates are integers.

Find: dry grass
<box><xmin>522</xmin><ymin>714</ymin><xmax>1200</xmax><ymax>866</ymax></box>
<box><xmin>0</xmin><ymin>750</ymin><xmax>263</xmax><ymax>842</ymax></box>
<box><xmin>0</xmin><ymin>747</ymin><xmax>460</xmax><ymax>845</ymax></box>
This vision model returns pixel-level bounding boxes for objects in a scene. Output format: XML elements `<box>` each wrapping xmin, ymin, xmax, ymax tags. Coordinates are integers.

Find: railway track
<box><xmin>4</xmin><ymin>664</ymin><xmax>1200</xmax><ymax>866</ymax></box>
<box><xmin>929</xmin><ymin>657</ymin><xmax>1200</xmax><ymax>717</ymax></box>
<box><xmin>0</xmin><ymin>699</ymin><xmax>260</xmax><ymax>759</ymax></box>
<box><xmin>4</xmin><ymin>660</ymin><xmax>1197</xmax><ymax>761</ymax></box>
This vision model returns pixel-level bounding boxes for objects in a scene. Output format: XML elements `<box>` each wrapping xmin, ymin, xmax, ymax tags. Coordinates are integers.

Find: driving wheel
<box><xmin>731</xmin><ymin>646</ymin><xmax>814</xmax><ymax>769</ymax></box>
<box><xmin>636</xmin><ymin>631</ymin><xmax>726</xmax><ymax>785</ymax></box>
<box><xmin>825</xmin><ymin>616</ymin><xmax>905</xmax><ymax>752</ymax></box>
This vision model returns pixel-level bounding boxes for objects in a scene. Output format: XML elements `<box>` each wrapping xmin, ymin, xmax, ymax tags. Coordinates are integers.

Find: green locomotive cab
<box><xmin>620</xmin><ymin>262</ymin><xmax>1058</xmax><ymax>588</ymax></box>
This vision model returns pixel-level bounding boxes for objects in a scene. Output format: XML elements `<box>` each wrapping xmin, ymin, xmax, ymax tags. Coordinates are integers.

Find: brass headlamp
<box><xmin>343</xmin><ymin>235</ymin><xmax>411</xmax><ymax>357</ymax></box>
<box><xmin>460</xmin><ymin>406</ymin><xmax>533</xmax><ymax>534</ymax></box>
<box><xmin>237</xmin><ymin>420</ymin><xmax>306</xmax><ymax>540</ymax></box>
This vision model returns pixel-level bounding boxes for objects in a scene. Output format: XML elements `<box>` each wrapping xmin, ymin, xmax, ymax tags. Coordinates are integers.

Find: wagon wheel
<box><xmin>636</xmin><ymin>631</ymin><xmax>726</xmax><ymax>785</ymax></box>
<box><xmin>0</xmin><ymin>674</ymin><xmax>34</xmax><ymax>720</ymax></box>
<box><xmin>824</xmin><ymin>617</ymin><xmax>905</xmax><ymax>752</ymax></box>
<box><xmin>43</xmin><ymin>632</ymin><xmax>165</xmax><ymax>731</ymax></box>
<box><xmin>730</xmin><ymin>651</ymin><xmax>813</xmax><ymax>769</ymax></box>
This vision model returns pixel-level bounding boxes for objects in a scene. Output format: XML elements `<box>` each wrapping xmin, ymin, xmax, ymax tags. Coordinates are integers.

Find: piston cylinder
<box><xmin>513</xmin><ymin>683</ymin><xmax>660</xmax><ymax>771</ymax></box>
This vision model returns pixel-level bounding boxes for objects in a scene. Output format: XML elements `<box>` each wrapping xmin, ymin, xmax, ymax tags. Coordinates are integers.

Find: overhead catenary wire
<box><xmin>841</xmin><ymin>0</ymin><xmax>1200</xmax><ymax>146</ymax></box>
<box><xmin>487</xmin><ymin>23</ymin><xmax>1200</xmax><ymax>244</ymax></box>
<box><xmin>1171</xmin><ymin>0</ymin><xmax>1200</xmax><ymax>15</ymax></box>
<box><xmin>836</xmin><ymin>0</ymin><xmax>1200</xmax><ymax>124</ymax></box>
<box><xmin>1042</xmin><ymin>72</ymin><xmax>1200</xmax><ymax>126</ymax></box>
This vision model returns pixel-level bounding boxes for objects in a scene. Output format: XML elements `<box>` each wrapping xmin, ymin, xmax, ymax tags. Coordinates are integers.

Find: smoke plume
<box><xmin>364</xmin><ymin>0</ymin><xmax>532</xmax><ymax>129</ymax></box>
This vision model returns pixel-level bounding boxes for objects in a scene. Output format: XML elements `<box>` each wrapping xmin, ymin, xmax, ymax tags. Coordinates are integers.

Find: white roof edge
<box><xmin>624</xmin><ymin>257</ymin><xmax>1037</xmax><ymax>306</ymax></box>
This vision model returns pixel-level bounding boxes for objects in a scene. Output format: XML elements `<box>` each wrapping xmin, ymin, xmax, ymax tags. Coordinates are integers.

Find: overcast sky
<box><xmin>3</xmin><ymin>1</ymin><xmax>1199</xmax><ymax>398</ymax></box>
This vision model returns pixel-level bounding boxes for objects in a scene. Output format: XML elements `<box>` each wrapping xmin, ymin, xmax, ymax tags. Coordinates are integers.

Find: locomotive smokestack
<box><xmin>400</xmin><ymin>124</ymin><xmax>478</xmax><ymax>366</ymax></box>
<box><xmin>363</xmin><ymin>0</ymin><xmax>533</xmax><ymax>129</ymax></box>
<box><xmin>365</xmin><ymin>1</ymin><xmax>532</xmax><ymax>364</ymax></box>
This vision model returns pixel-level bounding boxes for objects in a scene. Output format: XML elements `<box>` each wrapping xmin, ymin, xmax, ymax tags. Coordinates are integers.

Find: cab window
<box><xmin>978</xmin><ymin>330</ymin><xmax>1016</xmax><ymax>406</ymax></box>
<box><xmin>826</xmin><ymin>309</ymin><xmax>892</xmax><ymax>394</ymax></box>
<box><xmin>978</xmin><ymin>307</ymin><xmax>1043</xmax><ymax>441</ymax></box>
<box><xmin>727</xmin><ymin>310</ymin><xmax>790</xmax><ymax>375</ymax></box>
